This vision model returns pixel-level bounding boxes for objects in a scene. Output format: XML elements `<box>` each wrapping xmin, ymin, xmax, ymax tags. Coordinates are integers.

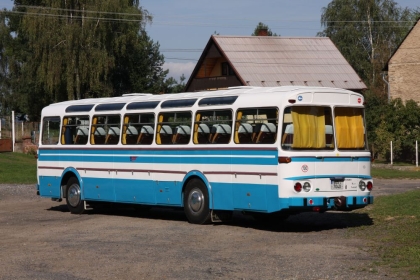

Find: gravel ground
<box><xmin>0</xmin><ymin>179</ymin><xmax>419</xmax><ymax>280</ymax></box>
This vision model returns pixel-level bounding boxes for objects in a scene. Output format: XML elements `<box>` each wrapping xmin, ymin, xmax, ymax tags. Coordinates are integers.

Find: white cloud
<box><xmin>163</xmin><ymin>62</ymin><xmax>196</xmax><ymax>82</ymax></box>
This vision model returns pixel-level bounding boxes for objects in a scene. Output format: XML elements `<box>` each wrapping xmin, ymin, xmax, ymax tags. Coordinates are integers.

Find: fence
<box><xmin>0</xmin><ymin>112</ymin><xmax>40</xmax><ymax>152</ymax></box>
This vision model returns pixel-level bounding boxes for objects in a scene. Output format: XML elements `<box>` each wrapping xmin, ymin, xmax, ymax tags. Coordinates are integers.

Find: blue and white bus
<box><xmin>37</xmin><ymin>86</ymin><xmax>373</xmax><ymax>224</ymax></box>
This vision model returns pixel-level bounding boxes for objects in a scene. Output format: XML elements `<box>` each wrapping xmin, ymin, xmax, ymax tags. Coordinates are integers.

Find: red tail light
<box><xmin>294</xmin><ymin>182</ymin><xmax>302</xmax><ymax>192</ymax></box>
<box><xmin>367</xmin><ymin>181</ymin><xmax>373</xmax><ymax>191</ymax></box>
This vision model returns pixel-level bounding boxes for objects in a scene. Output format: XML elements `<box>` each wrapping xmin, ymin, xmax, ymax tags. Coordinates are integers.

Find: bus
<box><xmin>37</xmin><ymin>86</ymin><xmax>373</xmax><ymax>224</ymax></box>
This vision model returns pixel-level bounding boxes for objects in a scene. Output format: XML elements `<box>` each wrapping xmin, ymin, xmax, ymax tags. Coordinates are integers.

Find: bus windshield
<box><xmin>281</xmin><ymin>106</ymin><xmax>366</xmax><ymax>150</ymax></box>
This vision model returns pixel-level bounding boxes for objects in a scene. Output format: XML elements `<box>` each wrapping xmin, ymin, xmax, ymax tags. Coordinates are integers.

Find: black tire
<box><xmin>183</xmin><ymin>178</ymin><xmax>211</xmax><ymax>224</ymax></box>
<box><xmin>66</xmin><ymin>177</ymin><xmax>85</xmax><ymax>214</ymax></box>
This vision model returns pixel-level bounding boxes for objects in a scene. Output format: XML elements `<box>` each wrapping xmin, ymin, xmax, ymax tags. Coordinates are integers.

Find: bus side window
<box><xmin>234</xmin><ymin>107</ymin><xmax>278</xmax><ymax>144</ymax></box>
<box><xmin>193</xmin><ymin>110</ymin><xmax>232</xmax><ymax>145</ymax></box>
<box><xmin>157</xmin><ymin>111</ymin><xmax>192</xmax><ymax>145</ymax></box>
<box><xmin>122</xmin><ymin>113</ymin><xmax>155</xmax><ymax>145</ymax></box>
<box><xmin>42</xmin><ymin>117</ymin><xmax>61</xmax><ymax>145</ymax></box>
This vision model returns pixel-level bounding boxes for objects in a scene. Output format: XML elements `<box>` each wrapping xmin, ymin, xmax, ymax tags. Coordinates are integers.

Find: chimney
<box><xmin>258</xmin><ymin>28</ymin><xmax>268</xmax><ymax>36</ymax></box>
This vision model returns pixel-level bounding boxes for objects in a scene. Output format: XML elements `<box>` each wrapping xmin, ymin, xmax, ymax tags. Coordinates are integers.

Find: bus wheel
<box><xmin>66</xmin><ymin>177</ymin><xmax>85</xmax><ymax>214</ymax></box>
<box><xmin>184</xmin><ymin>179</ymin><xmax>211</xmax><ymax>224</ymax></box>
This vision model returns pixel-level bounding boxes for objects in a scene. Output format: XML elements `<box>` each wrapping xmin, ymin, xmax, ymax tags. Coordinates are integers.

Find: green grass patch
<box><xmin>371</xmin><ymin>167</ymin><xmax>420</xmax><ymax>179</ymax></box>
<box><xmin>0</xmin><ymin>152</ymin><xmax>37</xmax><ymax>184</ymax></box>
<box><xmin>354</xmin><ymin>190</ymin><xmax>420</xmax><ymax>277</ymax></box>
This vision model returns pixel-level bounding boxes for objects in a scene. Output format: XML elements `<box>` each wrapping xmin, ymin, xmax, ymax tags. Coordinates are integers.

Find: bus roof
<box><xmin>41</xmin><ymin>86</ymin><xmax>363</xmax><ymax>115</ymax></box>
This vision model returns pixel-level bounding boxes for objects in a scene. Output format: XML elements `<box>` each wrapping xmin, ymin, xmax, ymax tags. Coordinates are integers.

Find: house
<box><xmin>383</xmin><ymin>19</ymin><xmax>420</xmax><ymax>103</ymax></box>
<box><xmin>185</xmin><ymin>35</ymin><xmax>366</xmax><ymax>92</ymax></box>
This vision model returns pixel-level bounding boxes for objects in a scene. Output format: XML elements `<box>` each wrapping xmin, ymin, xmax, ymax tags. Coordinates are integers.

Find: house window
<box><xmin>221</xmin><ymin>62</ymin><xmax>234</xmax><ymax>76</ymax></box>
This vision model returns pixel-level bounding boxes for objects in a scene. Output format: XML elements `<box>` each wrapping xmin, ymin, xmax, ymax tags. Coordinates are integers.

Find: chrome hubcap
<box><xmin>189</xmin><ymin>189</ymin><xmax>203</xmax><ymax>213</ymax></box>
<box><xmin>68</xmin><ymin>184</ymin><xmax>81</xmax><ymax>207</ymax></box>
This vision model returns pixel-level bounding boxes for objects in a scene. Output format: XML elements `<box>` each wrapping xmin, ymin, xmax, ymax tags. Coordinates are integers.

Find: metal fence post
<box><xmin>390</xmin><ymin>141</ymin><xmax>393</xmax><ymax>165</ymax></box>
<box><xmin>416</xmin><ymin>140</ymin><xmax>418</xmax><ymax>168</ymax></box>
<box><xmin>12</xmin><ymin>111</ymin><xmax>15</xmax><ymax>152</ymax></box>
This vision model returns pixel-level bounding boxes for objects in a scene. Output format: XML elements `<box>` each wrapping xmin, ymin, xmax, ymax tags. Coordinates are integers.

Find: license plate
<box><xmin>331</xmin><ymin>181</ymin><xmax>343</xmax><ymax>190</ymax></box>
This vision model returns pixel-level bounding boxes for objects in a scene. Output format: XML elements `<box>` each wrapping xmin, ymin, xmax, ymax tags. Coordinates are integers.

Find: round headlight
<box><xmin>359</xmin><ymin>180</ymin><xmax>366</xmax><ymax>191</ymax></box>
<box><xmin>303</xmin><ymin>182</ymin><xmax>311</xmax><ymax>192</ymax></box>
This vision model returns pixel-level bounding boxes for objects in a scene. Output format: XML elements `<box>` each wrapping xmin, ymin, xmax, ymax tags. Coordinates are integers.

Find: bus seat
<box><xmin>106</xmin><ymin>127</ymin><xmax>120</xmax><ymax>144</ymax></box>
<box><xmin>325</xmin><ymin>125</ymin><xmax>334</xmax><ymax>147</ymax></box>
<box><xmin>211</xmin><ymin>124</ymin><xmax>231</xmax><ymax>144</ymax></box>
<box><xmin>237</xmin><ymin>123</ymin><xmax>253</xmax><ymax>144</ymax></box>
<box><xmin>94</xmin><ymin>127</ymin><xmax>106</xmax><ymax>144</ymax></box>
<box><xmin>197</xmin><ymin>123</ymin><xmax>210</xmax><ymax>144</ymax></box>
<box><xmin>137</xmin><ymin>125</ymin><xmax>154</xmax><ymax>145</ymax></box>
<box><xmin>173</xmin><ymin>125</ymin><xmax>191</xmax><ymax>144</ymax></box>
<box><xmin>281</xmin><ymin>124</ymin><xmax>294</xmax><ymax>146</ymax></box>
<box><xmin>159</xmin><ymin>125</ymin><xmax>173</xmax><ymax>144</ymax></box>
<box><xmin>252</xmin><ymin>123</ymin><xmax>262</xmax><ymax>142</ymax></box>
<box><xmin>256</xmin><ymin>123</ymin><xmax>277</xmax><ymax>144</ymax></box>
<box><xmin>75</xmin><ymin>127</ymin><xmax>89</xmax><ymax>144</ymax></box>
<box><xmin>125</xmin><ymin>126</ymin><xmax>138</xmax><ymax>145</ymax></box>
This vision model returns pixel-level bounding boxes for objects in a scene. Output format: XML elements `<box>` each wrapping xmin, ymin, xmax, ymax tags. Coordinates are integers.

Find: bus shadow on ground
<box><xmin>47</xmin><ymin>204</ymin><xmax>373</xmax><ymax>232</ymax></box>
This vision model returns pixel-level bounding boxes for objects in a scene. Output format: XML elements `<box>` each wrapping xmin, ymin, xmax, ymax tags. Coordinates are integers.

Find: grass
<box><xmin>371</xmin><ymin>167</ymin><xmax>420</xmax><ymax>179</ymax></box>
<box><xmin>353</xmin><ymin>190</ymin><xmax>420</xmax><ymax>278</ymax></box>
<box><xmin>0</xmin><ymin>152</ymin><xmax>37</xmax><ymax>184</ymax></box>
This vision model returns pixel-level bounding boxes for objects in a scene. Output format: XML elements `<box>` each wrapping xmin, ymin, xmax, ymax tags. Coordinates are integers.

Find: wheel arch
<box><xmin>60</xmin><ymin>167</ymin><xmax>83</xmax><ymax>199</ymax></box>
<box><xmin>182</xmin><ymin>170</ymin><xmax>213</xmax><ymax>209</ymax></box>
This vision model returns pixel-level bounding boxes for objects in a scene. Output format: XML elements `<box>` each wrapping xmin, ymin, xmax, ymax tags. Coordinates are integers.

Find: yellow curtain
<box><xmin>122</xmin><ymin>115</ymin><xmax>130</xmax><ymax>145</ymax></box>
<box><xmin>156</xmin><ymin>114</ymin><xmax>164</xmax><ymax>144</ymax></box>
<box><xmin>234</xmin><ymin>111</ymin><xmax>243</xmax><ymax>143</ymax></box>
<box><xmin>90</xmin><ymin>117</ymin><xmax>97</xmax><ymax>144</ymax></box>
<box><xmin>61</xmin><ymin>118</ymin><xmax>68</xmax><ymax>144</ymax></box>
<box><xmin>291</xmin><ymin>107</ymin><xmax>325</xmax><ymax>148</ymax></box>
<box><xmin>335</xmin><ymin>108</ymin><xmax>364</xmax><ymax>148</ymax></box>
<box><xmin>193</xmin><ymin>113</ymin><xmax>201</xmax><ymax>144</ymax></box>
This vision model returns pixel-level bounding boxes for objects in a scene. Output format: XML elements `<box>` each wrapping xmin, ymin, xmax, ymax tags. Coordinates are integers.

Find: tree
<box><xmin>251</xmin><ymin>22</ymin><xmax>279</xmax><ymax>36</ymax></box>
<box><xmin>318</xmin><ymin>0</ymin><xmax>417</xmax><ymax>93</ymax></box>
<box><xmin>2</xmin><ymin>0</ymin><xmax>168</xmax><ymax>119</ymax></box>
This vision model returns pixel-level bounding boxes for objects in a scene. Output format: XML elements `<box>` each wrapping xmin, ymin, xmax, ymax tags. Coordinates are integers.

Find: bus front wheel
<box><xmin>66</xmin><ymin>177</ymin><xmax>85</xmax><ymax>214</ymax></box>
<box><xmin>183</xmin><ymin>179</ymin><xmax>211</xmax><ymax>224</ymax></box>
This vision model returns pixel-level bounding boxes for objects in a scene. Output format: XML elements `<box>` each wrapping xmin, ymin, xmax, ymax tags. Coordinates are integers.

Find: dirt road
<box><xmin>0</xmin><ymin>179</ymin><xmax>419</xmax><ymax>280</ymax></box>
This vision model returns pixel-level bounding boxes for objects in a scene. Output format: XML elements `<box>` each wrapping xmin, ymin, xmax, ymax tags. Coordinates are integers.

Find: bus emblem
<box><xmin>301</xmin><ymin>164</ymin><xmax>308</xmax><ymax>172</ymax></box>
<box><xmin>130</xmin><ymin>156</ymin><xmax>137</xmax><ymax>161</ymax></box>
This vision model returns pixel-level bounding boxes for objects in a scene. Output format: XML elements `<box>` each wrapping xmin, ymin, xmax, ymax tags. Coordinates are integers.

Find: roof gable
<box><xmin>185</xmin><ymin>35</ymin><xmax>366</xmax><ymax>92</ymax></box>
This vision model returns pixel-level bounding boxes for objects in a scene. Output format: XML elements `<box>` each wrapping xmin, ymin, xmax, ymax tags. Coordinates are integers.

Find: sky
<box><xmin>1</xmin><ymin>0</ymin><xmax>419</xmax><ymax>81</ymax></box>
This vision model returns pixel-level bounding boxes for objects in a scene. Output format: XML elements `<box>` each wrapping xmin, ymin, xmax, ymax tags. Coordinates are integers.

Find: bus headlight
<box><xmin>359</xmin><ymin>180</ymin><xmax>366</xmax><ymax>191</ymax></box>
<box><xmin>303</xmin><ymin>182</ymin><xmax>311</xmax><ymax>192</ymax></box>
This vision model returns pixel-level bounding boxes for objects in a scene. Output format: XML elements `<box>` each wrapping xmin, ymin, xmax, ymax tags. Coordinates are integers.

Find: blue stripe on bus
<box><xmin>38</xmin><ymin>149</ymin><xmax>279</xmax><ymax>165</ymax></box>
<box><xmin>285</xmin><ymin>174</ymin><xmax>372</xmax><ymax>180</ymax></box>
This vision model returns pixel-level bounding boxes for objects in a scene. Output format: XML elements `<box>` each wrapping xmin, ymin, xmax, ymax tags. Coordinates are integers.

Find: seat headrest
<box><xmin>238</xmin><ymin>123</ymin><xmax>253</xmax><ymax>133</ymax></box>
<box><xmin>160</xmin><ymin>125</ymin><xmax>172</xmax><ymax>135</ymax></box>
<box><xmin>261</xmin><ymin>123</ymin><xmax>277</xmax><ymax>133</ymax></box>
<box><xmin>126</xmin><ymin>126</ymin><xmax>138</xmax><ymax>135</ymax></box>
<box><xmin>77</xmin><ymin>127</ymin><xmax>89</xmax><ymax>135</ymax></box>
<box><xmin>212</xmin><ymin>124</ymin><xmax>231</xmax><ymax>134</ymax></box>
<box><xmin>108</xmin><ymin>127</ymin><xmax>120</xmax><ymax>136</ymax></box>
<box><xmin>94</xmin><ymin>127</ymin><xmax>106</xmax><ymax>136</ymax></box>
<box><xmin>198</xmin><ymin>124</ymin><xmax>210</xmax><ymax>134</ymax></box>
<box><xmin>175</xmin><ymin>125</ymin><xmax>191</xmax><ymax>135</ymax></box>
<box><xmin>141</xmin><ymin>125</ymin><xmax>154</xmax><ymax>135</ymax></box>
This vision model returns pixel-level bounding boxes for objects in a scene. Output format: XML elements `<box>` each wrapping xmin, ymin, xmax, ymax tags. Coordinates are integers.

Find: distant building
<box><xmin>383</xmin><ymin>19</ymin><xmax>420</xmax><ymax>103</ymax></box>
<box><xmin>185</xmin><ymin>35</ymin><xmax>366</xmax><ymax>92</ymax></box>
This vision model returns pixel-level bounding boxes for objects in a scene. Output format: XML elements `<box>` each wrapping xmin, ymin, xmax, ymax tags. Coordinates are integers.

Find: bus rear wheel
<box><xmin>66</xmin><ymin>177</ymin><xmax>85</xmax><ymax>214</ymax></box>
<box><xmin>184</xmin><ymin>179</ymin><xmax>211</xmax><ymax>224</ymax></box>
